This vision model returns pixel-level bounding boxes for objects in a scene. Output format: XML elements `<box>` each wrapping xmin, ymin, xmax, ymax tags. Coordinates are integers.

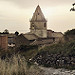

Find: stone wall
<box><xmin>31</xmin><ymin>29</ymin><xmax>47</xmax><ymax>38</ymax></box>
<box><xmin>0</xmin><ymin>35</ymin><xmax>8</xmax><ymax>50</ymax></box>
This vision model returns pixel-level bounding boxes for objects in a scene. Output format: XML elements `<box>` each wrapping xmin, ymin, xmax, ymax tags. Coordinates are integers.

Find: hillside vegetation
<box><xmin>64</xmin><ymin>29</ymin><xmax>75</xmax><ymax>35</ymax></box>
<box><xmin>64</xmin><ymin>29</ymin><xmax>75</xmax><ymax>41</ymax></box>
<box><xmin>0</xmin><ymin>54</ymin><xmax>44</xmax><ymax>75</ymax></box>
<box><xmin>0</xmin><ymin>28</ymin><xmax>75</xmax><ymax>74</ymax></box>
<box><xmin>39</xmin><ymin>40</ymin><xmax>75</xmax><ymax>56</ymax></box>
<box><xmin>33</xmin><ymin>40</ymin><xmax>75</xmax><ymax>69</ymax></box>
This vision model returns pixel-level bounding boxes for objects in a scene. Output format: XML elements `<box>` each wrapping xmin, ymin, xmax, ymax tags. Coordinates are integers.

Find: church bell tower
<box><xmin>30</xmin><ymin>5</ymin><xmax>47</xmax><ymax>38</ymax></box>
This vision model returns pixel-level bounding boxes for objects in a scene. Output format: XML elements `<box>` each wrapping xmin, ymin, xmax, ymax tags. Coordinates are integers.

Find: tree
<box><xmin>64</xmin><ymin>29</ymin><xmax>75</xmax><ymax>36</ymax></box>
<box><xmin>65</xmin><ymin>29</ymin><xmax>75</xmax><ymax>35</ymax></box>
<box><xmin>70</xmin><ymin>3</ymin><xmax>75</xmax><ymax>11</ymax></box>
<box><xmin>72</xmin><ymin>3</ymin><xmax>75</xmax><ymax>6</ymax></box>
<box><xmin>3</xmin><ymin>29</ymin><xmax>9</xmax><ymax>34</ymax></box>
<box><xmin>64</xmin><ymin>29</ymin><xmax>75</xmax><ymax>41</ymax></box>
<box><xmin>15</xmin><ymin>31</ymin><xmax>19</xmax><ymax>36</ymax></box>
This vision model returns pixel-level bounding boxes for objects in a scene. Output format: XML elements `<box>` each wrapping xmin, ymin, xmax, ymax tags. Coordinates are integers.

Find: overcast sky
<box><xmin>0</xmin><ymin>0</ymin><xmax>75</xmax><ymax>33</ymax></box>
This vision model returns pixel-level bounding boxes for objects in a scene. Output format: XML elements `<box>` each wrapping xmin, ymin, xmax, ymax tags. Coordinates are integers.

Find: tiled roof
<box><xmin>30</xmin><ymin>38</ymin><xmax>53</xmax><ymax>45</ymax></box>
<box><xmin>23</xmin><ymin>34</ymin><xmax>38</xmax><ymax>40</ymax></box>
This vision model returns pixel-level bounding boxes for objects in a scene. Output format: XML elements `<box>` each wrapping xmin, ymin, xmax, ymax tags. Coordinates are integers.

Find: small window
<box><xmin>44</xmin><ymin>23</ymin><xmax>46</xmax><ymax>27</ymax></box>
<box><xmin>31</xmin><ymin>23</ymin><xmax>34</xmax><ymax>25</ymax></box>
<box><xmin>32</xmin><ymin>25</ymin><xmax>34</xmax><ymax>27</ymax></box>
<box><xmin>38</xmin><ymin>13</ymin><xmax>39</xmax><ymax>15</ymax></box>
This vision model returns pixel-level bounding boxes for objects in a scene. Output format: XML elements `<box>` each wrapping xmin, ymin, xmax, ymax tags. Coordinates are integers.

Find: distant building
<box><xmin>15</xmin><ymin>33</ymin><xmax>38</xmax><ymax>48</ymax></box>
<box><xmin>15</xmin><ymin>5</ymin><xmax>64</xmax><ymax>47</ymax></box>
<box><xmin>0</xmin><ymin>5</ymin><xmax>64</xmax><ymax>50</ymax></box>
<box><xmin>0</xmin><ymin>35</ymin><xmax>8</xmax><ymax>50</ymax></box>
<box><xmin>47</xmin><ymin>30</ymin><xmax>64</xmax><ymax>43</ymax></box>
<box><xmin>0</xmin><ymin>33</ymin><xmax>16</xmax><ymax>50</ymax></box>
<box><xmin>7</xmin><ymin>34</ymin><xmax>15</xmax><ymax>48</ymax></box>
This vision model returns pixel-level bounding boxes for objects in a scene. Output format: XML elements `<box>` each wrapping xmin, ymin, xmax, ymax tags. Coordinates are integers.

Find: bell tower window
<box><xmin>38</xmin><ymin>13</ymin><xmax>39</xmax><ymax>15</ymax></box>
<box><xmin>44</xmin><ymin>23</ymin><xmax>46</xmax><ymax>27</ymax></box>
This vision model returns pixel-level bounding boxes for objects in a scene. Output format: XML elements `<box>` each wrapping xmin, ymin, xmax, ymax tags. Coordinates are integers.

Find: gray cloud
<box><xmin>1</xmin><ymin>0</ymin><xmax>74</xmax><ymax>8</ymax></box>
<box><xmin>0</xmin><ymin>0</ymin><xmax>74</xmax><ymax>33</ymax></box>
<box><xmin>0</xmin><ymin>0</ymin><xmax>37</xmax><ymax>8</ymax></box>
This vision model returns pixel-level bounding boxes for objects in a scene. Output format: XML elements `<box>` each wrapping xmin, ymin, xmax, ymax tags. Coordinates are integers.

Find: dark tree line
<box><xmin>64</xmin><ymin>29</ymin><xmax>75</xmax><ymax>36</ymax></box>
<box><xmin>0</xmin><ymin>29</ymin><xmax>19</xmax><ymax>35</ymax></box>
<box><xmin>0</xmin><ymin>29</ymin><xmax>9</xmax><ymax>34</ymax></box>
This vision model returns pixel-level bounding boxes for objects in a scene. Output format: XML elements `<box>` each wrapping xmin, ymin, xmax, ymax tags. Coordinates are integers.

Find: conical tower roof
<box><xmin>30</xmin><ymin>5</ymin><xmax>47</xmax><ymax>22</ymax></box>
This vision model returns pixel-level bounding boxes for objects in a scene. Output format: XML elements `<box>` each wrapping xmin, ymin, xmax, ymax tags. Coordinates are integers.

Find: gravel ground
<box><xmin>39</xmin><ymin>67</ymin><xmax>75</xmax><ymax>75</ymax></box>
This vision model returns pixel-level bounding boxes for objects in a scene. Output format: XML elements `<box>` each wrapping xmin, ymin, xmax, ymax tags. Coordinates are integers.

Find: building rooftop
<box><xmin>30</xmin><ymin>38</ymin><xmax>53</xmax><ymax>45</ymax></box>
<box><xmin>30</xmin><ymin>5</ymin><xmax>47</xmax><ymax>22</ymax></box>
<box><xmin>21</xmin><ymin>33</ymin><xmax>38</xmax><ymax>41</ymax></box>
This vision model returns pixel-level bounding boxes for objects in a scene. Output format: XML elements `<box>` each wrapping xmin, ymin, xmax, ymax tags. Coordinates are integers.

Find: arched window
<box><xmin>44</xmin><ymin>23</ymin><xmax>46</xmax><ymax>27</ymax></box>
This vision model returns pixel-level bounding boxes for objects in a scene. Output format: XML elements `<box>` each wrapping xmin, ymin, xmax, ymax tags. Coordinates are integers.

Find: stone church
<box><xmin>15</xmin><ymin>5</ymin><xmax>63</xmax><ymax>47</ymax></box>
<box><xmin>30</xmin><ymin>5</ymin><xmax>47</xmax><ymax>38</ymax></box>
